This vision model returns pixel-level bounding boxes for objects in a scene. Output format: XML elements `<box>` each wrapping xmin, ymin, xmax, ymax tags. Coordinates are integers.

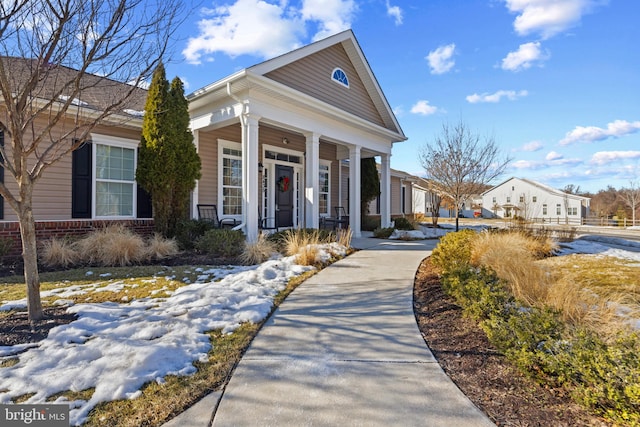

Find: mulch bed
<box><xmin>413</xmin><ymin>256</ymin><xmax>611</xmax><ymax>427</ymax></box>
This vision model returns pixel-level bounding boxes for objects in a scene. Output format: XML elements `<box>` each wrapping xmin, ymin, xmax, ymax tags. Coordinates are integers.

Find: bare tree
<box><xmin>619</xmin><ymin>180</ymin><xmax>640</xmax><ymax>226</ymax></box>
<box><xmin>419</xmin><ymin>121</ymin><xmax>511</xmax><ymax>231</ymax></box>
<box><xmin>0</xmin><ymin>0</ymin><xmax>183</xmax><ymax>322</ymax></box>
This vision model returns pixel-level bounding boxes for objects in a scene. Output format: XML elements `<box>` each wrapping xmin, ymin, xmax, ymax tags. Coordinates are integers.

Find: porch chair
<box><xmin>259</xmin><ymin>209</ymin><xmax>278</xmax><ymax>232</ymax></box>
<box><xmin>197</xmin><ymin>204</ymin><xmax>238</xmax><ymax>229</ymax></box>
<box><xmin>334</xmin><ymin>206</ymin><xmax>349</xmax><ymax>229</ymax></box>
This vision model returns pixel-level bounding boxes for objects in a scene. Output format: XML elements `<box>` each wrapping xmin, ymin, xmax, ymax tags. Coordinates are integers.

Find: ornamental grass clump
<box><xmin>240</xmin><ymin>233</ymin><xmax>277</xmax><ymax>265</ymax></box>
<box><xmin>40</xmin><ymin>237</ymin><xmax>78</xmax><ymax>268</ymax></box>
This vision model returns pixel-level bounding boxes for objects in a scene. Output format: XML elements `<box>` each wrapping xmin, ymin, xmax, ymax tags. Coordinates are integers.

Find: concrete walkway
<box><xmin>164</xmin><ymin>236</ymin><xmax>495</xmax><ymax>427</ymax></box>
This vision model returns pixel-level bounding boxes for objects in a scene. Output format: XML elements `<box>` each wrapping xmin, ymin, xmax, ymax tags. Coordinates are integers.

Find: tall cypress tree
<box><xmin>167</xmin><ymin>77</ymin><xmax>201</xmax><ymax>235</ymax></box>
<box><xmin>137</xmin><ymin>63</ymin><xmax>201</xmax><ymax>236</ymax></box>
<box><xmin>360</xmin><ymin>157</ymin><xmax>380</xmax><ymax>218</ymax></box>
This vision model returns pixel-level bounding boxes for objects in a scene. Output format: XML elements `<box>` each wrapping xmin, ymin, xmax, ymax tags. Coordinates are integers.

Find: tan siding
<box><xmin>265</xmin><ymin>44</ymin><xmax>385</xmax><ymax>128</ymax></box>
<box><xmin>197</xmin><ymin>125</ymin><xmax>242</xmax><ymax>206</ymax></box>
<box><xmin>0</xmin><ymin>114</ymin><xmax>142</xmax><ymax>222</ymax></box>
<box><xmin>390</xmin><ymin>176</ymin><xmax>402</xmax><ymax>216</ymax></box>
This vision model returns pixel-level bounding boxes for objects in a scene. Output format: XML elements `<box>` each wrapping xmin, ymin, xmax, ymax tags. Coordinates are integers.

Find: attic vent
<box><xmin>331</xmin><ymin>68</ymin><xmax>349</xmax><ymax>88</ymax></box>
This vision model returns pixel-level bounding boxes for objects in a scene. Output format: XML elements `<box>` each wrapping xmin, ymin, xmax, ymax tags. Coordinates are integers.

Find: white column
<box><xmin>243</xmin><ymin>114</ymin><xmax>260</xmax><ymax>242</ymax></box>
<box><xmin>305</xmin><ymin>132</ymin><xmax>320</xmax><ymax>229</ymax></box>
<box><xmin>191</xmin><ymin>129</ymin><xmax>200</xmax><ymax>219</ymax></box>
<box><xmin>349</xmin><ymin>145</ymin><xmax>361</xmax><ymax>237</ymax></box>
<box><xmin>380</xmin><ymin>153</ymin><xmax>391</xmax><ymax>228</ymax></box>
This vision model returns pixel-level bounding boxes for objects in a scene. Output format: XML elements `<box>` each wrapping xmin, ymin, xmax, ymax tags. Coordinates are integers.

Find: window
<box><xmin>556</xmin><ymin>204</ymin><xmax>561</xmax><ymax>215</ymax></box>
<box><xmin>492</xmin><ymin>196</ymin><xmax>496</xmax><ymax>203</ymax></box>
<box><xmin>519</xmin><ymin>195</ymin><xmax>524</xmax><ymax>203</ymax></box>
<box><xmin>532</xmin><ymin>196</ymin><xmax>537</xmax><ymax>202</ymax></box>
<box><xmin>543</xmin><ymin>204</ymin><xmax>547</xmax><ymax>215</ymax></box>
<box><xmin>319</xmin><ymin>162</ymin><xmax>331</xmax><ymax>216</ymax></box>
<box><xmin>71</xmin><ymin>134</ymin><xmax>150</xmax><ymax>219</ymax></box>
<box><xmin>219</xmin><ymin>141</ymin><xmax>242</xmax><ymax>216</ymax></box>
<box><xmin>568</xmin><ymin>207</ymin><xmax>577</xmax><ymax>215</ymax></box>
<box><xmin>331</xmin><ymin>68</ymin><xmax>349</xmax><ymax>88</ymax></box>
<box><xmin>95</xmin><ymin>144</ymin><xmax>135</xmax><ymax>217</ymax></box>
<box><xmin>506</xmin><ymin>196</ymin><xmax>511</xmax><ymax>203</ymax></box>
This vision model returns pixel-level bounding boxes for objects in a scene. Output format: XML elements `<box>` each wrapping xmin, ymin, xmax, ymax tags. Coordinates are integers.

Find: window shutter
<box><xmin>136</xmin><ymin>185</ymin><xmax>152</xmax><ymax>218</ymax></box>
<box><xmin>72</xmin><ymin>142</ymin><xmax>92</xmax><ymax>218</ymax></box>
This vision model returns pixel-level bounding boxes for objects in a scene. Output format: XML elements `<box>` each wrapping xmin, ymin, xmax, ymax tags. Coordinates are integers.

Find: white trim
<box><xmin>90</xmin><ymin>133</ymin><xmax>138</xmax><ymax>219</ymax></box>
<box><xmin>218</xmin><ymin>139</ymin><xmax>243</xmax><ymax>220</ymax></box>
<box><xmin>331</xmin><ymin>67</ymin><xmax>350</xmax><ymax>88</ymax></box>
<box><xmin>262</xmin><ymin>144</ymin><xmax>305</xmax><ymax>228</ymax></box>
<box><xmin>319</xmin><ymin>160</ymin><xmax>332</xmax><ymax>217</ymax></box>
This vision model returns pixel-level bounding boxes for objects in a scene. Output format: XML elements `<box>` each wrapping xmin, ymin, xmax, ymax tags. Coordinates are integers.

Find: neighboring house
<box><xmin>363</xmin><ymin>168</ymin><xmax>437</xmax><ymax>220</ymax></box>
<box><xmin>0</xmin><ymin>29</ymin><xmax>405</xmax><ymax>249</ymax></box>
<box><xmin>481</xmin><ymin>177</ymin><xmax>590</xmax><ymax>223</ymax></box>
<box><xmin>0</xmin><ymin>57</ymin><xmax>151</xmax><ymax>253</ymax></box>
<box><xmin>187</xmin><ymin>30</ymin><xmax>406</xmax><ymax>240</ymax></box>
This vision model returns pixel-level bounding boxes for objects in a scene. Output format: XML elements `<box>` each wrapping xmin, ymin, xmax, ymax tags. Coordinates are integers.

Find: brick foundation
<box><xmin>0</xmin><ymin>219</ymin><xmax>155</xmax><ymax>258</ymax></box>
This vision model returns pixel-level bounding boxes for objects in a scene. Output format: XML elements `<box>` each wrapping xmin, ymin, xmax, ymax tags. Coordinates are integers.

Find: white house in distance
<box><xmin>481</xmin><ymin>177</ymin><xmax>590</xmax><ymax>223</ymax></box>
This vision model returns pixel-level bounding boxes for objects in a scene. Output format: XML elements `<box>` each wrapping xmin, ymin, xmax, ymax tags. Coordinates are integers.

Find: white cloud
<box><xmin>546</xmin><ymin>151</ymin><xmax>563</xmax><ymax>160</ymax></box>
<box><xmin>559</xmin><ymin>120</ymin><xmax>640</xmax><ymax>145</ymax></box>
<box><xmin>501</xmin><ymin>42</ymin><xmax>549</xmax><ymax>71</ymax></box>
<box><xmin>512</xmin><ymin>159</ymin><xmax>544</xmax><ymax>170</ymax></box>
<box><xmin>521</xmin><ymin>141</ymin><xmax>543</xmax><ymax>152</ymax></box>
<box><xmin>410</xmin><ymin>100</ymin><xmax>438</xmax><ymax>116</ymax></box>
<box><xmin>466</xmin><ymin>89</ymin><xmax>528</xmax><ymax>103</ymax></box>
<box><xmin>504</xmin><ymin>0</ymin><xmax>600</xmax><ymax>39</ymax></box>
<box><xmin>300</xmin><ymin>0</ymin><xmax>357</xmax><ymax>41</ymax></box>
<box><xmin>426</xmin><ymin>43</ymin><xmax>456</xmax><ymax>75</ymax></box>
<box><xmin>182</xmin><ymin>0</ymin><xmax>356</xmax><ymax>64</ymax></box>
<box><xmin>590</xmin><ymin>151</ymin><xmax>640</xmax><ymax>165</ymax></box>
<box><xmin>386</xmin><ymin>1</ymin><xmax>403</xmax><ymax>25</ymax></box>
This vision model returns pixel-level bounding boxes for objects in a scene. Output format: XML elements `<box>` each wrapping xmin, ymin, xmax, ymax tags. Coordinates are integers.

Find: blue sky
<box><xmin>165</xmin><ymin>0</ymin><xmax>639</xmax><ymax>194</ymax></box>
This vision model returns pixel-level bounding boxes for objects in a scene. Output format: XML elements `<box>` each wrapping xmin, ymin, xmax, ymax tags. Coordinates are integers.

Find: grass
<box><xmin>469</xmin><ymin>230</ymin><xmax>640</xmax><ymax>340</ymax></box>
<box><xmin>0</xmin><ymin>232</ymin><xmax>350</xmax><ymax>426</ymax></box>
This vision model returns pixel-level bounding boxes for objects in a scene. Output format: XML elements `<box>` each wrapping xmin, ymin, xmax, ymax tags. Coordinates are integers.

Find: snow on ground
<box><xmin>0</xmin><ymin>245</ymin><xmax>345</xmax><ymax>425</ymax></box>
<box><xmin>558</xmin><ymin>236</ymin><xmax>640</xmax><ymax>262</ymax></box>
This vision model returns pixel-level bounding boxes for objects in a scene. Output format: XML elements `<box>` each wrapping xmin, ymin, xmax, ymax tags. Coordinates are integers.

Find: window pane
<box><xmin>223</xmin><ymin>187</ymin><xmax>243</xmax><ymax>215</ymax></box>
<box><xmin>96</xmin><ymin>182</ymin><xmax>133</xmax><ymax>216</ymax></box>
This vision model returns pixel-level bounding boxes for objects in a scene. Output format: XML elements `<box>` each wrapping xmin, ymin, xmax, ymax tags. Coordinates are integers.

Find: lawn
<box><xmin>0</xmin><ymin>242</ymin><xmax>347</xmax><ymax>426</ymax></box>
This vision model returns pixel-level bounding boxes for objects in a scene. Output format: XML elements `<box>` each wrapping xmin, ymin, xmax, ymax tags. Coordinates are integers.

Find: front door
<box><xmin>276</xmin><ymin>165</ymin><xmax>294</xmax><ymax>227</ymax></box>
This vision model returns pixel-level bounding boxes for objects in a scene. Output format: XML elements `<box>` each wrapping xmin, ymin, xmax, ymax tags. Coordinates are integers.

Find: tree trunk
<box><xmin>455</xmin><ymin>207</ymin><xmax>460</xmax><ymax>231</ymax></box>
<box><xmin>19</xmin><ymin>203</ymin><xmax>43</xmax><ymax>322</ymax></box>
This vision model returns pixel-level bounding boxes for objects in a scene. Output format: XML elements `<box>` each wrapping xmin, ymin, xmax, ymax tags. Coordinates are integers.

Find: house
<box><xmin>359</xmin><ymin>167</ymin><xmax>441</xmax><ymax>222</ymax></box>
<box><xmin>0</xmin><ymin>57</ymin><xmax>152</xmax><ymax>253</ymax></box>
<box><xmin>0</xmin><ymin>30</ymin><xmax>405</xmax><ymax>249</ymax></box>
<box><xmin>187</xmin><ymin>29</ymin><xmax>406</xmax><ymax>240</ymax></box>
<box><xmin>481</xmin><ymin>177</ymin><xmax>590</xmax><ymax>223</ymax></box>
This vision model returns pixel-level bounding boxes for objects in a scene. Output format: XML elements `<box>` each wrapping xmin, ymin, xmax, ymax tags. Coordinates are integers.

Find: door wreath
<box><xmin>278</xmin><ymin>176</ymin><xmax>290</xmax><ymax>192</ymax></box>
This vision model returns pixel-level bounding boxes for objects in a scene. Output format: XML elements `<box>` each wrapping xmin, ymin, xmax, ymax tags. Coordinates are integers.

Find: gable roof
<box><xmin>484</xmin><ymin>177</ymin><xmax>590</xmax><ymax>201</ymax></box>
<box><xmin>188</xmin><ymin>30</ymin><xmax>406</xmax><ymax>142</ymax></box>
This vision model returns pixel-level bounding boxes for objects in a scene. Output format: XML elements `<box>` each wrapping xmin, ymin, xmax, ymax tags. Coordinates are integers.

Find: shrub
<box><xmin>372</xmin><ymin>227</ymin><xmax>394</xmax><ymax>239</ymax></box>
<box><xmin>0</xmin><ymin>236</ymin><xmax>14</xmax><ymax>258</ymax></box>
<box><xmin>392</xmin><ymin>217</ymin><xmax>415</xmax><ymax>230</ymax></box>
<box><xmin>195</xmin><ymin>229</ymin><xmax>245</xmax><ymax>257</ymax></box>
<box><xmin>174</xmin><ymin>219</ymin><xmax>215</xmax><ymax>250</ymax></box>
<box><xmin>430</xmin><ymin>228</ymin><xmax>477</xmax><ymax>274</ymax></box>
<box><xmin>361</xmin><ymin>215</ymin><xmax>380</xmax><ymax>231</ymax></box>
<box><xmin>240</xmin><ymin>233</ymin><xmax>277</xmax><ymax>265</ymax></box>
<box><xmin>40</xmin><ymin>237</ymin><xmax>78</xmax><ymax>267</ymax></box>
